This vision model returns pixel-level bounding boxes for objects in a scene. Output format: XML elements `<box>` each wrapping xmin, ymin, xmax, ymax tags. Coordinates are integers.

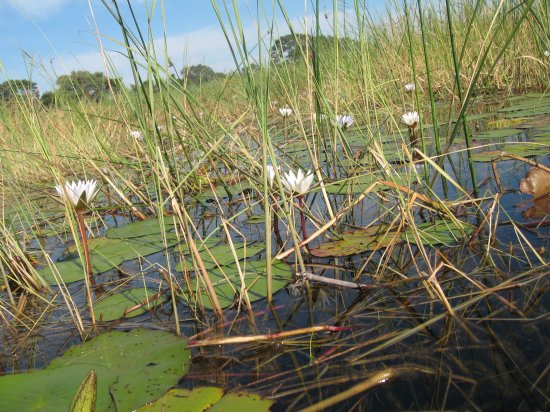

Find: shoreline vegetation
<box><xmin>0</xmin><ymin>0</ymin><xmax>549</xmax><ymax>410</ymax></box>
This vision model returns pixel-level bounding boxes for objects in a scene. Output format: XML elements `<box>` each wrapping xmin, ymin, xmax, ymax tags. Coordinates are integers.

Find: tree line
<box><xmin>2</xmin><ymin>34</ymin><xmax>341</xmax><ymax>106</ymax></box>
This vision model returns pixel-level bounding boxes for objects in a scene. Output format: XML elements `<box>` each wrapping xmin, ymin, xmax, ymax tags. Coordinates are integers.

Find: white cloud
<box><xmin>46</xmin><ymin>9</ymin><xmax>339</xmax><ymax>89</ymax></box>
<box><xmin>5</xmin><ymin>0</ymin><xmax>72</xmax><ymax>20</ymax></box>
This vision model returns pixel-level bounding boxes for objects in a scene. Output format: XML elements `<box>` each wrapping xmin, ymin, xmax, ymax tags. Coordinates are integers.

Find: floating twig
<box><xmin>189</xmin><ymin>325</ymin><xmax>352</xmax><ymax>347</ymax></box>
<box><xmin>296</xmin><ymin>272</ymin><xmax>377</xmax><ymax>290</ymax></box>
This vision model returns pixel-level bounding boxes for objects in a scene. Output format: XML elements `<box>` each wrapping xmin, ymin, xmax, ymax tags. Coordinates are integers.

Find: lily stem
<box><xmin>76</xmin><ymin>209</ymin><xmax>97</xmax><ymax>329</ymax></box>
<box><xmin>298</xmin><ymin>195</ymin><xmax>309</xmax><ymax>248</ymax></box>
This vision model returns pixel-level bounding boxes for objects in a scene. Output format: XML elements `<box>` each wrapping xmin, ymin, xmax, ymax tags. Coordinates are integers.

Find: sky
<box><xmin>0</xmin><ymin>0</ymin><xmax>385</xmax><ymax>93</ymax></box>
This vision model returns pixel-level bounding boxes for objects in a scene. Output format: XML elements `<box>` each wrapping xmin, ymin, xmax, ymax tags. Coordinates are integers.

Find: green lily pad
<box><xmin>106</xmin><ymin>218</ymin><xmax>176</xmax><ymax>239</ymax></box>
<box><xmin>149</xmin><ymin>389</ymin><xmax>276</xmax><ymax>412</ymax></box>
<box><xmin>0</xmin><ymin>365</ymin><xmax>117</xmax><ymax>412</ymax></box>
<box><xmin>194</xmin><ymin>181</ymin><xmax>252</xmax><ymax>204</ymax></box>
<box><xmin>473</xmin><ymin>128</ymin><xmax>521</xmax><ymax>140</ymax></box>
<box><xmin>47</xmin><ymin>329</ymin><xmax>191</xmax><ymax>412</ymax></box>
<box><xmin>310</xmin><ymin>225</ymin><xmax>402</xmax><ymax>257</ymax></box>
<box><xmin>402</xmin><ymin>219</ymin><xmax>473</xmax><ymax>246</ymax></box>
<box><xmin>184</xmin><ymin>260</ymin><xmax>293</xmax><ymax>310</ymax></box>
<box><xmin>311</xmin><ymin>219</ymin><xmax>473</xmax><ymax>257</ymax></box>
<box><xmin>39</xmin><ymin>233</ymin><xmax>182</xmax><ymax>285</ymax></box>
<box><xmin>94</xmin><ymin>288</ymin><xmax>168</xmax><ymax>321</ymax></box>
<box><xmin>175</xmin><ymin>243</ymin><xmax>265</xmax><ymax>272</ymax></box>
<box><xmin>38</xmin><ymin>253</ymin><xmax>124</xmax><ymax>285</ymax></box>
<box><xmin>137</xmin><ymin>387</ymin><xmax>223</xmax><ymax>411</ymax></box>
<box><xmin>473</xmin><ymin>143</ymin><xmax>548</xmax><ymax>162</ymax></box>
<box><xmin>207</xmin><ymin>391</ymin><xmax>274</xmax><ymax>411</ymax></box>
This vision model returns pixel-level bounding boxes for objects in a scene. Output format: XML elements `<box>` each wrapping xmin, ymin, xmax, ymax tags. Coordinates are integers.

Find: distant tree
<box><xmin>270</xmin><ymin>34</ymin><xmax>347</xmax><ymax>65</ymax></box>
<box><xmin>0</xmin><ymin>79</ymin><xmax>39</xmax><ymax>101</ymax></box>
<box><xmin>181</xmin><ymin>64</ymin><xmax>223</xmax><ymax>85</ymax></box>
<box><xmin>40</xmin><ymin>91</ymin><xmax>57</xmax><ymax>108</ymax></box>
<box><xmin>270</xmin><ymin>34</ymin><xmax>308</xmax><ymax>64</ymax></box>
<box><xmin>56</xmin><ymin>71</ymin><xmax>123</xmax><ymax>100</ymax></box>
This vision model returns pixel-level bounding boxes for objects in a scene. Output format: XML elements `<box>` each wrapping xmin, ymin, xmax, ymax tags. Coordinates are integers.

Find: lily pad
<box><xmin>0</xmin><ymin>364</ymin><xmax>117</xmax><ymax>412</ymax></box>
<box><xmin>175</xmin><ymin>243</ymin><xmax>265</xmax><ymax>272</ymax></box>
<box><xmin>402</xmin><ymin>219</ymin><xmax>473</xmax><ymax>246</ymax></box>
<box><xmin>311</xmin><ymin>219</ymin><xmax>473</xmax><ymax>257</ymax></box>
<box><xmin>106</xmin><ymin>218</ymin><xmax>176</xmax><ymax>239</ymax></box>
<box><xmin>207</xmin><ymin>392</ymin><xmax>274</xmax><ymax>411</ymax></box>
<box><xmin>47</xmin><ymin>329</ymin><xmax>191</xmax><ymax>411</ymax></box>
<box><xmin>39</xmin><ymin>233</ymin><xmax>181</xmax><ymax>285</ymax></box>
<box><xmin>472</xmin><ymin>128</ymin><xmax>521</xmax><ymax>140</ymax></box>
<box><xmin>38</xmin><ymin>253</ymin><xmax>124</xmax><ymax>285</ymax></box>
<box><xmin>310</xmin><ymin>225</ymin><xmax>402</xmax><ymax>257</ymax></box>
<box><xmin>93</xmin><ymin>287</ymin><xmax>168</xmax><ymax>321</ymax></box>
<box><xmin>184</xmin><ymin>259</ymin><xmax>293</xmax><ymax>310</ymax></box>
<box><xmin>137</xmin><ymin>387</ymin><xmax>223</xmax><ymax>411</ymax></box>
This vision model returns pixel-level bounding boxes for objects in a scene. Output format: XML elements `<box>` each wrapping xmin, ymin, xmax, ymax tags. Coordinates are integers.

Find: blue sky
<box><xmin>0</xmin><ymin>0</ymin><xmax>384</xmax><ymax>92</ymax></box>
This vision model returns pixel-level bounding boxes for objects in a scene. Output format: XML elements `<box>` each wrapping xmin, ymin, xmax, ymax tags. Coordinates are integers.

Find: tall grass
<box><xmin>0</xmin><ymin>0</ymin><xmax>548</xmax><ymax>382</ymax></box>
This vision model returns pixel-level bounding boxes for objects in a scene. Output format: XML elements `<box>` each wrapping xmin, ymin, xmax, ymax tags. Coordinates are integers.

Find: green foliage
<box><xmin>182</xmin><ymin>64</ymin><xmax>224</xmax><ymax>85</ymax></box>
<box><xmin>0</xmin><ymin>79</ymin><xmax>38</xmax><ymax>101</ymax></box>
<box><xmin>93</xmin><ymin>287</ymin><xmax>167</xmax><ymax>321</ymax></box>
<box><xmin>55</xmin><ymin>70</ymin><xmax>123</xmax><ymax>100</ymax></box>
<box><xmin>48</xmin><ymin>329</ymin><xmax>190</xmax><ymax>411</ymax></box>
<box><xmin>137</xmin><ymin>387</ymin><xmax>274</xmax><ymax>412</ymax></box>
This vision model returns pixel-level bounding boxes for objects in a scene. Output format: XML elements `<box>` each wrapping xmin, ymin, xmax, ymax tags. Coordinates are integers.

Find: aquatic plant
<box><xmin>55</xmin><ymin>179</ymin><xmax>100</xmax><ymax>325</ymax></box>
<box><xmin>282</xmin><ymin>169</ymin><xmax>314</xmax><ymax>244</ymax></box>
<box><xmin>278</xmin><ymin>107</ymin><xmax>292</xmax><ymax>118</ymax></box>
<box><xmin>336</xmin><ymin>114</ymin><xmax>354</xmax><ymax>130</ymax></box>
<box><xmin>404</xmin><ymin>82</ymin><xmax>416</xmax><ymax>92</ymax></box>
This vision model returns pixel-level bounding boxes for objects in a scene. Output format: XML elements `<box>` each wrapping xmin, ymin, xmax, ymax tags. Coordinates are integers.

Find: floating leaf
<box><xmin>39</xmin><ymin>233</ymin><xmax>182</xmax><ymax>285</ymax></box>
<box><xmin>47</xmin><ymin>329</ymin><xmax>191</xmax><ymax>412</ymax></box>
<box><xmin>106</xmin><ymin>218</ymin><xmax>176</xmax><ymax>239</ymax></box>
<box><xmin>137</xmin><ymin>387</ymin><xmax>223</xmax><ymax>411</ymax></box>
<box><xmin>311</xmin><ymin>219</ymin><xmax>473</xmax><ymax>257</ymax></box>
<box><xmin>207</xmin><ymin>391</ymin><xmax>274</xmax><ymax>411</ymax></box>
<box><xmin>402</xmin><ymin>220</ymin><xmax>473</xmax><ymax>246</ymax></box>
<box><xmin>473</xmin><ymin>128</ymin><xmax>521</xmax><ymax>140</ymax></box>
<box><xmin>194</xmin><ymin>181</ymin><xmax>252</xmax><ymax>204</ymax></box>
<box><xmin>184</xmin><ymin>260</ymin><xmax>293</xmax><ymax>310</ymax></box>
<box><xmin>310</xmin><ymin>225</ymin><xmax>402</xmax><ymax>257</ymax></box>
<box><xmin>93</xmin><ymin>288</ymin><xmax>168</xmax><ymax>321</ymax></box>
<box><xmin>38</xmin><ymin>253</ymin><xmax>124</xmax><ymax>285</ymax></box>
<box><xmin>175</xmin><ymin>243</ymin><xmax>265</xmax><ymax>272</ymax></box>
<box><xmin>0</xmin><ymin>364</ymin><xmax>117</xmax><ymax>411</ymax></box>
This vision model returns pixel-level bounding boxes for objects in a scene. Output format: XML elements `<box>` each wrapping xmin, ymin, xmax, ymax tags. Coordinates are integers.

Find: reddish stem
<box><xmin>298</xmin><ymin>195</ymin><xmax>308</xmax><ymax>243</ymax></box>
<box><xmin>76</xmin><ymin>210</ymin><xmax>95</xmax><ymax>286</ymax></box>
<box><xmin>272</xmin><ymin>194</ymin><xmax>280</xmax><ymax>235</ymax></box>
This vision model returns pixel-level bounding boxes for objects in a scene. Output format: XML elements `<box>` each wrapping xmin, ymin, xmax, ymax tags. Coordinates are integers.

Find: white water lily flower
<box><xmin>404</xmin><ymin>82</ymin><xmax>416</xmax><ymax>92</ymax></box>
<box><xmin>279</xmin><ymin>107</ymin><xmax>293</xmax><ymax>118</ymax></box>
<box><xmin>130</xmin><ymin>130</ymin><xmax>144</xmax><ymax>140</ymax></box>
<box><xmin>401</xmin><ymin>111</ymin><xmax>420</xmax><ymax>128</ymax></box>
<box><xmin>56</xmin><ymin>179</ymin><xmax>100</xmax><ymax>211</ymax></box>
<box><xmin>266</xmin><ymin>164</ymin><xmax>277</xmax><ymax>187</ymax></box>
<box><xmin>544</xmin><ymin>50</ymin><xmax>550</xmax><ymax>58</ymax></box>
<box><xmin>336</xmin><ymin>114</ymin><xmax>354</xmax><ymax>129</ymax></box>
<box><xmin>282</xmin><ymin>169</ymin><xmax>314</xmax><ymax>194</ymax></box>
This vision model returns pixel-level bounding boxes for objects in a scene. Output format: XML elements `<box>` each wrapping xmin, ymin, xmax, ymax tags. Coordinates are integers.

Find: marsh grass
<box><xmin>0</xmin><ymin>0</ymin><xmax>549</xmax><ymax>409</ymax></box>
